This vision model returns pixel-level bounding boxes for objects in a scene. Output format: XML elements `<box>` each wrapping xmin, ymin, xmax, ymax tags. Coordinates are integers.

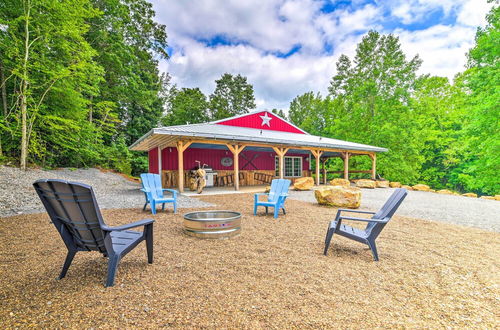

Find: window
<box><xmin>275</xmin><ymin>156</ymin><xmax>303</xmax><ymax>177</ymax></box>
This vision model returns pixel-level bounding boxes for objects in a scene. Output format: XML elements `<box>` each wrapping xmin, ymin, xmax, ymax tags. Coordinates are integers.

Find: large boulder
<box><xmin>462</xmin><ymin>193</ymin><xmax>477</xmax><ymax>198</ymax></box>
<box><xmin>480</xmin><ymin>196</ymin><xmax>495</xmax><ymax>200</ymax></box>
<box><xmin>495</xmin><ymin>195</ymin><xmax>500</xmax><ymax>201</ymax></box>
<box><xmin>356</xmin><ymin>179</ymin><xmax>376</xmax><ymax>189</ymax></box>
<box><xmin>376</xmin><ymin>180</ymin><xmax>390</xmax><ymax>188</ymax></box>
<box><xmin>389</xmin><ymin>182</ymin><xmax>402</xmax><ymax>188</ymax></box>
<box><xmin>412</xmin><ymin>184</ymin><xmax>431</xmax><ymax>192</ymax></box>
<box><xmin>293</xmin><ymin>177</ymin><xmax>314</xmax><ymax>191</ymax></box>
<box><xmin>314</xmin><ymin>186</ymin><xmax>361</xmax><ymax>209</ymax></box>
<box><xmin>437</xmin><ymin>189</ymin><xmax>454</xmax><ymax>195</ymax></box>
<box><xmin>401</xmin><ymin>185</ymin><xmax>413</xmax><ymax>190</ymax></box>
<box><xmin>330</xmin><ymin>178</ymin><xmax>350</xmax><ymax>187</ymax></box>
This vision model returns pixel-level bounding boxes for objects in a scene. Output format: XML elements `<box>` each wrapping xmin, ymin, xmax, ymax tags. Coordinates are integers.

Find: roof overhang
<box><xmin>130</xmin><ymin>124</ymin><xmax>388</xmax><ymax>154</ymax></box>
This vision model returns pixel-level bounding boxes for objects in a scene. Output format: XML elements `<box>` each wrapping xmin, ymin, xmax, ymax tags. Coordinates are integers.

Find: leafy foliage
<box><xmin>209</xmin><ymin>73</ymin><xmax>256</xmax><ymax>120</ymax></box>
<box><xmin>162</xmin><ymin>87</ymin><xmax>209</xmax><ymax>126</ymax></box>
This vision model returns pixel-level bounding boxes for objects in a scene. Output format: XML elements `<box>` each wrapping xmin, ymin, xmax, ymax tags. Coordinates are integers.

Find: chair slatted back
<box><xmin>365</xmin><ymin>188</ymin><xmax>408</xmax><ymax>239</ymax></box>
<box><xmin>268</xmin><ymin>179</ymin><xmax>290</xmax><ymax>203</ymax></box>
<box><xmin>33</xmin><ymin>179</ymin><xmax>106</xmax><ymax>253</ymax></box>
<box><xmin>141</xmin><ymin>173</ymin><xmax>163</xmax><ymax>199</ymax></box>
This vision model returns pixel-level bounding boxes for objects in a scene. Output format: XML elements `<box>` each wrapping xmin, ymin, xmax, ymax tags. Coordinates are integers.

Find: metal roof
<box><xmin>130</xmin><ymin>122</ymin><xmax>388</xmax><ymax>153</ymax></box>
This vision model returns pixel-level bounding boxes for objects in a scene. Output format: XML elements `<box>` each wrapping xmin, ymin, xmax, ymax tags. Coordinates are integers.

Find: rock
<box><xmin>495</xmin><ymin>195</ymin><xmax>500</xmax><ymax>201</ymax></box>
<box><xmin>329</xmin><ymin>178</ymin><xmax>350</xmax><ymax>187</ymax></box>
<box><xmin>314</xmin><ymin>186</ymin><xmax>361</xmax><ymax>208</ymax></box>
<box><xmin>293</xmin><ymin>177</ymin><xmax>314</xmax><ymax>191</ymax></box>
<box><xmin>401</xmin><ymin>185</ymin><xmax>413</xmax><ymax>190</ymax></box>
<box><xmin>462</xmin><ymin>193</ymin><xmax>477</xmax><ymax>198</ymax></box>
<box><xmin>389</xmin><ymin>182</ymin><xmax>401</xmax><ymax>188</ymax></box>
<box><xmin>480</xmin><ymin>196</ymin><xmax>495</xmax><ymax>200</ymax></box>
<box><xmin>355</xmin><ymin>179</ymin><xmax>376</xmax><ymax>189</ymax></box>
<box><xmin>437</xmin><ymin>189</ymin><xmax>454</xmax><ymax>195</ymax></box>
<box><xmin>429</xmin><ymin>189</ymin><xmax>436</xmax><ymax>192</ymax></box>
<box><xmin>376</xmin><ymin>180</ymin><xmax>389</xmax><ymax>188</ymax></box>
<box><xmin>412</xmin><ymin>184</ymin><xmax>431</xmax><ymax>191</ymax></box>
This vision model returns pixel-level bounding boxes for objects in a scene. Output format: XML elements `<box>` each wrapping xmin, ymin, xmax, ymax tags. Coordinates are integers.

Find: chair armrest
<box><xmin>254</xmin><ymin>192</ymin><xmax>269</xmax><ymax>202</ymax></box>
<box><xmin>337</xmin><ymin>209</ymin><xmax>376</xmax><ymax>215</ymax></box>
<box><xmin>162</xmin><ymin>189</ymin><xmax>177</xmax><ymax>196</ymax></box>
<box><xmin>254</xmin><ymin>193</ymin><xmax>269</xmax><ymax>196</ymax></box>
<box><xmin>140</xmin><ymin>188</ymin><xmax>150</xmax><ymax>193</ymax></box>
<box><xmin>102</xmin><ymin>219</ymin><xmax>154</xmax><ymax>232</ymax></box>
<box><xmin>339</xmin><ymin>216</ymin><xmax>387</xmax><ymax>223</ymax></box>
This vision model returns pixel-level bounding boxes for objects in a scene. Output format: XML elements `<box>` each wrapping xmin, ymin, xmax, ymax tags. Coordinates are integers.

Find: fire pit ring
<box><xmin>183</xmin><ymin>210</ymin><xmax>241</xmax><ymax>239</ymax></box>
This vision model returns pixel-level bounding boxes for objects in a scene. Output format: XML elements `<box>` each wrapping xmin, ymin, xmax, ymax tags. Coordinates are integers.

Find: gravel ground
<box><xmin>0</xmin><ymin>194</ymin><xmax>498</xmax><ymax>328</ymax></box>
<box><xmin>288</xmin><ymin>187</ymin><xmax>500</xmax><ymax>232</ymax></box>
<box><xmin>0</xmin><ymin>166</ymin><xmax>212</xmax><ymax>217</ymax></box>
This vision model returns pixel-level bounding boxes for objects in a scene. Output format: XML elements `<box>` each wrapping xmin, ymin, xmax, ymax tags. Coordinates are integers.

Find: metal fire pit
<box><xmin>183</xmin><ymin>211</ymin><xmax>241</xmax><ymax>239</ymax></box>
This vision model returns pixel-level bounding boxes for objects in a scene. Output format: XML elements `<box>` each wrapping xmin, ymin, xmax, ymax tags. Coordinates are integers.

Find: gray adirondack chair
<box><xmin>324</xmin><ymin>188</ymin><xmax>408</xmax><ymax>261</ymax></box>
<box><xmin>33</xmin><ymin>179</ymin><xmax>154</xmax><ymax>287</ymax></box>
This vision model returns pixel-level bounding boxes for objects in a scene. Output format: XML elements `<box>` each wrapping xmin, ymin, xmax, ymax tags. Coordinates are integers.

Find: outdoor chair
<box><xmin>324</xmin><ymin>188</ymin><xmax>408</xmax><ymax>261</ymax></box>
<box><xmin>33</xmin><ymin>179</ymin><xmax>154</xmax><ymax>287</ymax></box>
<box><xmin>140</xmin><ymin>173</ymin><xmax>178</xmax><ymax>214</ymax></box>
<box><xmin>254</xmin><ymin>179</ymin><xmax>291</xmax><ymax>219</ymax></box>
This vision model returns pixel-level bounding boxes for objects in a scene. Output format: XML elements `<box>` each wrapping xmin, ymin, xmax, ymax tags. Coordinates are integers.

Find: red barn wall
<box><xmin>148</xmin><ymin>147</ymin><xmax>159</xmax><ymax>174</ymax></box>
<box><xmin>216</xmin><ymin>111</ymin><xmax>305</xmax><ymax>134</ymax></box>
<box><xmin>160</xmin><ymin>147</ymin><xmax>308</xmax><ymax>172</ymax></box>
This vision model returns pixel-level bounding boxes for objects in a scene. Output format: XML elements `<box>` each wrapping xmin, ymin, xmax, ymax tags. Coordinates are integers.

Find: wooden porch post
<box><xmin>322</xmin><ymin>158</ymin><xmax>327</xmax><ymax>184</ymax></box>
<box><xmin>370</xmin><ymin>153</ymin><xmax>376</xmax><ymax>180</ymax></box>
<box><xmin>176</xmin><ymin>140</ymin><xmax>192</xmax><ymax>193</ymax></box>
<box><xmin>226</xmin><ymin>144</ymin><xmax>246</xmax><ymax>191</ymax></box>
<box><xmin>343</xmin><ymin>152</ymin><xmax>350</xmax><ymax>180</ymax></box>
<box><xmin>158</xmin><ymin>147</ymin><xmax>162</xmax><ymax>187</ymax></box>
<box><xmin>272</xmin><ymin>147</ymin><xmax>289</xmax><ymax>179</ymax></box>
<box><xmin>311</xmin><ymin>149</ymin><xmax>323</xmax><ymax>186</ymax></box>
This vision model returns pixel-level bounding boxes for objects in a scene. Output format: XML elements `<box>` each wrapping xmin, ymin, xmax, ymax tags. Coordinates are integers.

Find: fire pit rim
<box><xmin>183</xmin><ymin>210</ymin><xmax>242</xmax><ymax>222</ymax></box>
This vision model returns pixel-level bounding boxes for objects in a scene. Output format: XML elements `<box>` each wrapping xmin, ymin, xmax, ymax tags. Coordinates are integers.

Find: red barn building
<box><xmin>130</xmin><ymin>111</ymin><xmax>387</xmax><ymax>192</ymax></box>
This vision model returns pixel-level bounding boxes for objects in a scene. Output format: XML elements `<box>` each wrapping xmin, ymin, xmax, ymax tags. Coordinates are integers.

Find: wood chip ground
<box><xmin>0</xmin><ymin>193</ymin><xmax>498</xmax><ymax>328</ymax></box>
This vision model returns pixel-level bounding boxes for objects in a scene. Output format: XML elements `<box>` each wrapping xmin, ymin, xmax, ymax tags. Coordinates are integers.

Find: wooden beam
<box><xmin>176</xmin><ymin>140</ymin><xmax>192</xmax><ymax>193</ymax></box>
<box><xmin>343</xmin><ymin>152</ymin><xmax>349</xmax><ymax>180</ymax></box>
<box><xmin>178</xmin><ymin>137</ymin><xmax>374</xmax><ymax>155</ymax></box>
<box><xmin>272</xmin><ymin>147</ymin><xmax>289</xmax><ymax>179</ymax></box>
<box><xmin>322</xmin><ymin>158</ymin><xmax>327</xmax><ymax>184</ymax></box>
<box><xmin>311</xmin><ymin>149</ymin><xmax>323</xmax><ymax>185</ymax></box>
<box><xmin>226</xmin><ymin>144</ymin><xmax>246</xmax><ymax>190</ymax></box>
<box><xmin>370</xmin><ymin>153</ymin><xmax>376</xmax><ymax>179</ymax></box>
<box><xmin>158</xmin><ymin>147</ymin><xmax>162</xmax><ymax>187</ymax></box>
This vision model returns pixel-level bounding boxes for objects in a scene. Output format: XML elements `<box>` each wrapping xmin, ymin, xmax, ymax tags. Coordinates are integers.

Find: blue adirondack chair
<box><xmin>140</xmin><ymin>173</ymin><xmax>178</xmax><ymax>214</ymax></box>
<box><xmin>254</xmin><ymin>179</ymin><xmax>291</xmax><ymax>218</ymax></box>
<box><xmin>323</xmin><ymin>188</ymin><xmax>408</xmax><ymax>261</ymax></box>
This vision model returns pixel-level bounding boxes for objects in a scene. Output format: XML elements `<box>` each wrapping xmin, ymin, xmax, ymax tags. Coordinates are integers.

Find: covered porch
<box><xmin>140</xmin><ymin>137</ymin><xmax>379</xmax><ymax>193</ymax></box>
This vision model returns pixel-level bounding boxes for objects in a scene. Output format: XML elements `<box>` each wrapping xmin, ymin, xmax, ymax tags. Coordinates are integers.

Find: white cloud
<box><xmin>151</xmin><ymin>0</ymin><xmax>493</xmax><ymax>111</ymax></box>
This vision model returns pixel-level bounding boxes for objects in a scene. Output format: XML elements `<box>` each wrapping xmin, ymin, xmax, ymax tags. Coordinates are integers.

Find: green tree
<box><xmin>162</xmin><ymin>87</ymin><xmax>209</xmax><ymax>126</ymax></box>
<box><xmin>288</xmin><ymin>92</ymin><xmax>328</xmax><ymax>135</ymax></box>
<box><xmin>0</xmin><ymin>0</ymin><xmax>101</xmax><ymax>169</ymax></box>
<box><xmin>410</xmin><ymin>75</ymin><xmax>466</xmax><ymax>189</ymax></box>
<box><xmin>87</xmin><ymin>0</ymin><xmax>169</xmax><ymax>146</ymax></box>
<box><xmin>209</xmin><ymin>73</ymin><xmax>256</xmax><ymax>120</ymax></box>
<box><xmin>326</xmin><ymin>30</ymin><xmax>423</xmax><ymax>183</ymax></box>
<box><xmin>271</xmin><ymin>108</ymin><xmax>287</xmax><ymax>118</ymax></box>
<box><xmin>454</xmin><ymin>4</ymin><xmax>500</xmax><ymax>194</ymax></box>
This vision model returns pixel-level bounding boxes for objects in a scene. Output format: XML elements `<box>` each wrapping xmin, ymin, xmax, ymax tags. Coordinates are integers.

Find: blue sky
<box><xmin>150</xmin><ymin>0</ymin><xmax>492</xmax><ymax>111</ymax></box>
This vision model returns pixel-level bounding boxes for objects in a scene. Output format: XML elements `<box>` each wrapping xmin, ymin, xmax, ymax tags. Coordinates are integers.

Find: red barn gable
<box><xmin>213</xmin><ymin>111</ymin><xmax>307</xmax><ymax>134</ymax></box>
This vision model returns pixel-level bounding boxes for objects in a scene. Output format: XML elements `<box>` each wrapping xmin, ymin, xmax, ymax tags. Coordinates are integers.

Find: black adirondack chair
<box><xmin>324</xmin><ymin>188</ymin><xmax>408</xmax><ymax>261</ymax></box>
<box><xmin>33</xmin><ymin>179</ymin><xmax>154</xmax><ymax>287</ymax></box>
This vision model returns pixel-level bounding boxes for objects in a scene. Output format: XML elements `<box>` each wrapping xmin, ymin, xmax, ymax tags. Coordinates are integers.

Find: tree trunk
<box><xmin>20</xmin><ymin>1</ymin><xmax>31</xmax><ymax>170</ymax></box>
<box><xmin>0</xmin><ymin>58</ymin><xmax>7</xmax><ymax>116</ymax></box>
<box><xmin>0</xmin><ymin>57</ymin><xmax>5</xmax><ymax>156</ymax></box>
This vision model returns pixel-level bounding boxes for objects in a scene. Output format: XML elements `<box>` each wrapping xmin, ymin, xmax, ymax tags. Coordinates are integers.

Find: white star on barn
<box><xmin>260</xmin><ymin>112</ymin><xmax>272</xmax><ymax>127</ymax></box>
